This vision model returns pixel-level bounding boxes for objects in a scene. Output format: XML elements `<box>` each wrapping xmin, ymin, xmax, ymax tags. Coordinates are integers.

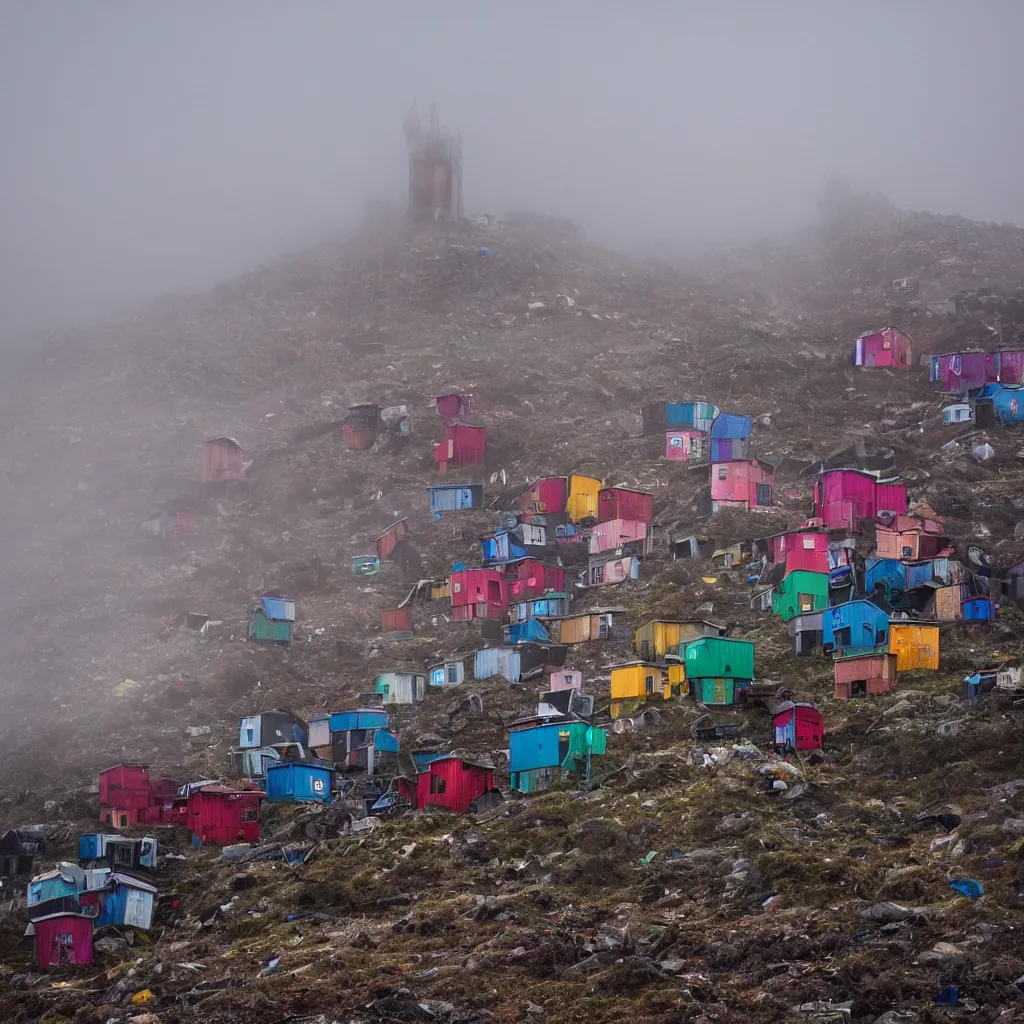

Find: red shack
<box><xmin>202</xmin><ymin>437</ymin><xmax>245</xmax><ymax>483</ymax></box>
<box><xmin>710</xmin><ymin>459</ymin><xmax>774</xmax><ymax>513</ymax></box>
<box><xmin>834</xmin><ymin>652</ymin><xmax>896</xmax><ymax>700</ymax></box>
<box><xmin>415</xmin><ymin>756</ymin><xmax>499</xmax><ymax>813</ymax></box>
<box><xmin>768</xmin><ymin>530</ymin><xmax>829</xmax><ymax>575</ymax></box>
<box><xmin>32</xmin><ymin>913</ymin><xmax>93</xmax><ymax>969</ymax></box>
<box><xmin>506</xmin><ymin>559</ymin><xmax>567</xmax><ymax>601</ymax></box>
<box><xmin>450</xmin><ymin>568</ymin><xmax>509</xmax><ymax>621</ymax></box>
<box><xmin>598</xmin><ymin>487</ymin><xmax>653</xmax><ymax>524</ymax></box>
<box><xmin>99</xmin><ymin>764</ymin><xmax>152</xmax><ymax>827</ymax></box>
<box><xmin>772</xmin><ymin>701</ymin><xmax>824</xmax><ymax>753</ymax></box>
<box><xmin>380</xmin><ymin>607</ymin><xmax>413</xmax><ymax>637</ymax></box>
<box><xmin>516</xmin><ymin>477</ymin><xmax>569</xmax><ymax>515</ymax></box>
<box><xmin>853</xmin><ymin>327</ymin><xmax>913</xmax><ymax>369</ymax></box>
<box><xmin>813</xmin><ymin>470</ymin><xmax>907</xmax><ymax>531</ymax></box>
<box><xmin>434</xmin><ymin>393</ymin><xmax>473</xmax><ymax>423</ymax></box>
<box><xmin>185</xmin><ymin>784</ymin><xmax>264</xmax><ymax>846</ymax></box>
<box><xmin>435</xmin><ymin>423</ymin><xmax>486</xmax><ymax>472</ymax></box>
<box><xmin>376</xmin><ymin>518</ymin><xmax>410</xmax><ymax>560</ymax></box>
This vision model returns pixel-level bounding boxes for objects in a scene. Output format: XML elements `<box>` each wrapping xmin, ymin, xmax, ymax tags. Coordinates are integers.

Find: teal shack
<box><xmin>770</xmin><ymin>571</ymin><xmax>829</xmax><ymax>622</ymax></box>
<box><xmin>265</xmin><ymin>762</ymin><xmax>333</xmax><ymax>804</ymax></box>
<box><xmin>508</xmin><ymin>714</ymin><xmax>607</xmax><ymax>793</ymax></box>
<box><xmin>673</xmin><ymin>635</ymin><xmax>755</xmax><ymax>707</ymax></box>
<box><xmin>248</xmin><ymin>595</ymin><xmax>295</xmax><ymax>646</ymax></box>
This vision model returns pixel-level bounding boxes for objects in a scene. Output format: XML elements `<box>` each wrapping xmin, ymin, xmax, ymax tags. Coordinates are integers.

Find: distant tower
<box><xmin>404</xmin><ymin>102</ymin><xmax>463</xmax><ymax>223</ymax></box>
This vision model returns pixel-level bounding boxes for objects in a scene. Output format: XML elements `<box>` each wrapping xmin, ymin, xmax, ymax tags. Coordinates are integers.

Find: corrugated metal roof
<box><xmin>260</xmin><ymin>597</ymin><xmax>295</xmax><ymax>621</ymax></box>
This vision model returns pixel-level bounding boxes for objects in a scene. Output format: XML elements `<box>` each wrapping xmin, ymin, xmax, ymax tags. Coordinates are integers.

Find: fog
<box><xmin>2</xmin><ymin>1</ymin><xmax>1023</xmax><ymax>339</ymax></box>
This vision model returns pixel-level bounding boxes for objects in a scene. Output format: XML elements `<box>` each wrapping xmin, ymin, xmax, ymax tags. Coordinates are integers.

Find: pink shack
<box><xmin>931</xmin><ymin>352</ymin><xmax>998</xmax><ymax>393</ymax></box>
<box><xmin>202</xmin><ymin>437</ymin><xmax>245</xmax><ymax>483</ymax></box>
<box><xmin>711</xmin><ymin>460</ymin><xmax>774</xmax><ymax>513</ymax></box>
<box><xmin>853</xmin><ymin>327</ymin><xmax>912</xmax><ymax>369</ymax></box>
<box><xmin>450</xmin><ymin>568</ymin><xmax>508</xmax><ymax>621</ymax></box>
<box><xmin>588</xmin><ymin>519</ymin><xmax>649</xmax><ymax>555</ymax></box>
<box><xmin>767</xmin><ymin>529</ymin><xmax>829</xmax><ymax>575</ymax></box>
<box><xmin>813</xmin><ymin>470</ymin><xmax>907</xmax><ymax>531</ymax></box>
<box><xmin>32</xmin><ymin>913</ymin><xmax>93</xmax><ymax>969</ymax></box>
<box><xmin>666</xmin><ymin>430</ymin><xmax>706</xmax><ymax>462</ymax></box>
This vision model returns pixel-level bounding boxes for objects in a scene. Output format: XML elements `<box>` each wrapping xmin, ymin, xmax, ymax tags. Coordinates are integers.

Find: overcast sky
<box><xmin>2</xmin><ymin>1</ymin><xmax>1023</xmax><ymax>338</ymax></box>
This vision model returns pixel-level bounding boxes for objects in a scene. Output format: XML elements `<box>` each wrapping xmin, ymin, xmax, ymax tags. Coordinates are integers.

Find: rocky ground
<box><xmin>2</xmin><ymin>191</ymin><xmax>1024</xmax><ymax>1023</ymax></box>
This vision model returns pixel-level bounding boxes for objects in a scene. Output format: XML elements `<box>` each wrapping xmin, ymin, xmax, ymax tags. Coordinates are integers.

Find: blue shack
<box><xmin>508</xmin><ymin>714</ymin><xmax>607</xmax><ymax>793</ymax></box>
<box><xmin>511</xmin><ymin>593</ymin><xmax>570</xmax><ymax>621</ymax></box>
<box><xmin>504</xmin><ymin>619</ymin><xmax>551</xmax><ymax>644</ymax></box>
<box><xmin>962</xmin><ymin>596</ymin><xmax>996</xmax><ymax>622</ymax></box>
<box><xmin>307</xmin><ymin>708</ymin><xmax>399</xmax><ymax>773</ymax></box>
<box><xmin>429</xmin><ymin>658</ymin><xmax>465</xmax><ymax>687</ymax></box>
<box><xmin>79</xmin><ymin>834</ymin><xmax>157</xmax><ymax>870</ymax></box>
<box><xmin>90</xmin><ymin>873</ymin><xmax>158</xmax><ymax>930</ymax></box>
<box><xmin>667</xmin><ymin>401</ymin><xmax>719</xmax><ymax>432</ymax></box>
<box><xmin>474</xmin><ymin>647</ymin><xmax>522</xmax><ymax>682</ymax></box>
<box><xmin>265</xmin><ymin>762</ymin><xmax>333</xmax><ymax>804</ymax></box>
<box><xmin>480</xmin><ymin>529</ymin><xmax>528</xmax><ymax>564</ymax></box>
<box><xmin>28</xmin><ymin>864</ymin><xmax>110</xmax><ymax>909</ymax></box>
<box><xmin>248</xmin><ymin>595</ymin><xmax>296</xmax><ymax>645</ymax></box>
<box><xmin>427</xmin><ymin>483</ymin><xmax>484</xmax><ymax>514</ymax></box>
<box><xmin>975</xmin><ymin>383</ymin><xmax>1024</xmax><ymax>428</ymax></box>
<box><xmin>710</xmin><ymin>413</ymin><xmax>752</xmax><ymax>463</ymax></box>
<box><xmin>821</xmin><ymin>601</ymin><xmax>889</xmax><ymax>656</ymax></box>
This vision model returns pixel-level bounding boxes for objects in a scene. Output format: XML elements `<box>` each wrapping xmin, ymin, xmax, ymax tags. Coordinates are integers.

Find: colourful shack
<box><xmin>505</xmin><ymin>559</ymin><xmax>567</xmax><ymax>601</ymax></box>
<box><xmin>597</xmin><ymin>487</ymin><xmax>653</xmax><ymax>524</ymax></box>
<box><xmin>84</xmin><ymin>873</ymin><xmax>158</xmax><ymax>930</ymax></box>
<box><xmin>434</xmin><ymin>423</ymin><xmax>486</xmax><ymax>472</ymax></box>
<box><xmin>566</xmin><ymin>474</ymin><xmax>602</xmax><ymax>522</ymax></box>
<box><xmin>772</xmin><ymin>702</ymin><xmax>824</xmax><ymax>753</ymax></box>
<box><xmin>834</xmin><ymin>652</ymin><xmax>897</xmax><ymax>699</ymax></box>
<box><xmin>813</xmin><ymin>470</ymin><xmax>907</xmax><ymax>531</ymax></box>
<box><xmin>930</xmin><ymin>352</ymin><xmax>998</xmax><ymax>394</ymax></box>
<box><xmin>975</xmin><ymin>383</ymin><xmax>1024</xmax><ymax>428</ymax></box>
<box><xmin>414</xmin><ymin>756</ymin><xmax>500</xmax><ymax>813</ymax></box>
<box><xmin>185</xmin><ymin>785</ymin><xmax>263</xmax><ymax>846</ymax></box>
<box><xmin>202</xmin><ymin>437</ymin><xmax>245</xmax><ymax>483</ymax></box>
<box><xmin>380</xmin><ymin>607</ymin><xmax>413</xmax><ymax>638</ymax></box>
<box><xmin>874</xmin><ymin>514</ymin><xmax>950</xmax><ymax>560</ymax></box>
<box><xmin>307</xmin><ymin>708</ymin><xmax>399</xmax><ymax>773</ymax></box>
<box><xmin>583</xmin><ymin>553</ymin><xmax>640</xmax><ymax>587</ymax></box>
<box><xmin>853</xmin><ymin>327</ymin><xmax>913</xmax><ymax>369</ymax></box>
<box><xmin>632</xmin><ymin>619</ymin><xmax>726</xmax><ymax>662</ymax></box>
<box><xmin>709</xmin><ymin>413</ymin><xmax>752</xmax><ymax>462</ymax></box>
<box><xmin>666</xmin><ymin>430</ymin><xmax>706</xmax><ymax>462</ymax></box>
<box><xmin>676</xmin><ymin>636</ymin><xmax>755</xmax><ymax>706</ymax></box>
<box><xmin>31</xmin><ymin>913</ymin><xmax>93</xmax><ymax>969</ymax></box>
<box><xmin>587</xmin><ymin>519</ymin><xmax>649</xmax><ymax>555</ymax></box>
<box><xmin>427</xmin><ymin>483</ymin><xmax>484</xmax><ymax>514</ymax></box>
<box><xmin>433</xmin><ymin>392</ymin><xmax>473</xmax><ymax>422</ymax></box>
<box><xmin>609</xmin><ymin>662</ymin><xmax>670</xmax><ymax>714</ymax></box>
<box><xmin>771</xmin><ymin>570</ymin><xmax>829</xmax><ymax>622</ymax></box>
<box><xmin>710</xmin><ymin>459</ymin><xmax>773</xmax><ymax>513</ymax></box>
<box><xmin>376</xmin><ymin>518</ymin><xmax>410</xmax><ymax>560</ymax></box>
<box><xmin>888</xmin><ymin>621</ymin><xmax>940</xmax><ymax>671</ymax></box>
<box><xmin>516</xmin><ymin>476</ymin><xmax>569</xmax><ymax>514</ymax></box>
<box><xmin>450</xmin><ymin>567</ymin><xmax>508</xmax><ymax>620</ymax></box>
<box><xmin>265</xmin><ymin>762</ymin><xmax>333</xmax><ymax>804</ymax></box>
<box><xmin>429</xmin><ymin>658</ymin><xmax>466</xmax><ymax>687</ymax></box>
<box><xmin>508</xmin><ymin>714</ymin><xmax>607</xmax><ymax>793</ymax></box>
<box><xmin>766</xmin><ymin>529</ymin><xmax>830</xmax><ymax>575</ymax></box>
<box><xmin>373</xmin><ymin>671</ymin><xmax>427</xmax><ymax>704</ymax></box>
<box><xmin>248</xmin><ymin>595</ymin><xmax>295</xmax><ymax>646</ymax></box>
<box><xmin>98</xmin><ymin>764</ymin><xmax>152</xmax><ymax>827</ymax></box>
<box><xmin>821</xmin><ymin>600</ymin><xmax>890</xmax><ymax>656</ymax></box>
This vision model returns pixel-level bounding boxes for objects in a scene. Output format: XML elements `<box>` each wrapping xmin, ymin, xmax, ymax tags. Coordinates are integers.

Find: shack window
<box><xmin>718</xmin><ymin>467</ymin><xmax>728</xmax><ymax>480</ymax></box>
<box><xmin>430</xmin><ymin>776</ymin><xmax>446</xmax><ymax>795</ymax></box>
<box><xmin>597</xmin><ymin>616</ymin><xmax>610</xmax><ymax>639</ymax></box>
<box><xmin>834</xmin><ymin>626</ymin><xmax>851</xmax><ymax>647</ymax></box>
<box><xmin>902</xmin><ymin>545</ymin><xmax>913</xmax><ymax>558</ymax></box>
<box><xmin>241</xmin><ymin>808</ymin><xmax>258</xmax><ymax>822</ymax></box>
<box><xmin>453</xmin><ymin>582</ymin><xmax>461</xmax><ymax>593</ymax></box>
<box><xmin>645</xmin><ymin>675</ymin><xmax>655</xmax><ymax>694</ymax></box>
<box><xmin>798</xmin><ymin>593</ymin><xmax>814</xmax><ymax>613</ymax></box>
<box><xmin>113</xmin><ymin>845</ymin><xmax>133</xmax><ymax>867</ymax></box>
<box><xmin>802</xmin><ymin>537</ymin><xmax>815</xmax><ymax>549</ymax></box>
<box><xmin>593</xmin><ymin>566</ymin><xmax>604</xmax><ymax>584</ymax></box>
<box><xmin>446</xmin><ymin>663</ymin><xmax>459</xmax><ymax>683</ymax></box>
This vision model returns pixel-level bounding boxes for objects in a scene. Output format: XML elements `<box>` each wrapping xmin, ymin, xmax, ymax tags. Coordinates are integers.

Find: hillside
<box><xmin>2</xmin><ymin>194</ymin><xmax>1024</xmax><ymax>1024</ymax></box>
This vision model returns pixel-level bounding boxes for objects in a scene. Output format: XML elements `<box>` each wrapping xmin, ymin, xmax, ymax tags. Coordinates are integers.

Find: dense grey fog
<box><xmin>2</xmin><ymin>1</ymin><xmax>1023</xmax><ymax>340</ymax></box>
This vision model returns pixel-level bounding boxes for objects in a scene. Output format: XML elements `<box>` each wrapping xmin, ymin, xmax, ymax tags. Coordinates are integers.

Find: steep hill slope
<box><xmin>2</xmin><ymin>200</ymin><xmax>1024</xmax><ymax>1024</ymax></box>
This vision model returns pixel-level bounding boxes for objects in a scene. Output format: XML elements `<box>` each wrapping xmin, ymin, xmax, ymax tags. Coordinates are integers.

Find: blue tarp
<box><xmin>710</xmin><ymin>413</ymin><xmax>752</xmax><ymax>439</ymax></box>
<box><xmin>507</xmin><ymin>619</ymin><xmax>551</xmax><ymax>644</ymax></box>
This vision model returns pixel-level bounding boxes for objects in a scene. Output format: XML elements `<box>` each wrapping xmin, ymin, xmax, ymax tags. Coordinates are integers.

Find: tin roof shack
<box><xmin>238</xmin><ymin>710</ymin><xmax>308</xmax><ymax>753</ymax></box>
<box><xmin>666</xmin><ymin>429</ymin><xmax>707</xmax><ymax>463</ymax></box>
<box><xmin>186</xmin><ymin>785</ymin><xmax>263</xmax><ymax>846</ymax></box>
<box><xmin>374</xmin><ymin>672</ymin><xmax>427</xmax><ymax>705</ymax></box>
<box><xmin>642</xmin><ymin>401</ymin><xmax>719</xmax><ymax>436</ymax></box>
<box><xmin>853</xmin><ymin>327</ymin><xmax>913</xmax><ymax>369</ymax></box>
<box><xmin>266</xmin><ymin>762</ymin><xmax>333</xmax><ymax>804</ymax></box>
<box><xmin>677</xmin><ymin>636</ymin><xmax>755</xmax><ymax>707</ymax></box>
<box><xmin>709</xmin><ymin>413</ymin><xmax>752</xmax><ymax>463</ymax></box>
<box><xmin>0</xmin><ymin>831</ymin><xmax>35</xmax><ymax>878</ymax></box>
<box><xmin>584</xmin><ymin>553</ymin><xmax>640</xmax><ymax>587</ymax></box>
<box><xmin>248</xmin><ymin>595</ymin><xmax>295</xmax><ymax>646</ymax></box>
<box><xmin>587</xmin><ymin>518</ymin><xmax>650</xmax><ymax>555</ymax></box>
<box><xmin>930</xmin><ymin>352</ymin><xmax>998</xmax><ymax>394</ymax></box>
<box><xmin>202</xmin><ymin>437</ymin><xmax>245</xmax><ymax>483</ymax></box>
<box><xmin>480</xmin><ymin>527</ymin><xmax>531</xmax><ymax>564</ymax></box>
<box><xmin>822</xmin><ymin>600</ymin><xmax>890</xmax><ymax>656</ymax></box>
<box><xmin>875</xmin><ymin>514</ymin><xmax>951</xmax><ymax>561</ymax></box>
<box><xmin>711</xmin><ymin>459</ymin><xmax>774</xmax><ymax>514</ymax></box>
<box><xmin>342</xmin><ymin>403</ymin><xmax>381</xmax><ymax>450</ymax></box>
<box><xmin>505</xmin><ymin>559</ymin><xmax>567</xmax><ymax>601</ymax></box>
<box><xmin>545</xmin><ymin>607</ymin><xmax>626</xmax><ymax>644</ymax></box>
<box><xmin>86</xmin><ymin>873</ymin><xmax>157</xmax><ymax>930</ymax></box>
<box><xmin>308</xmin><ymin>708</ymin><xmax>399</xmax><ymax>773</ymax></box>
<box><xmin>433</xmin><ymin>392</ymin><xmax>473</xmax><ymax>423</ymax></box>
<box><xmin>79</xmin><ymin>834</ymin><xmax>158</xmax><ymax>872</ymax></box>
<box><xmin>515</xmin><ymin>476</ymin><xmax>568</xmax><ymax>514</ymax></box>
<box><xmin>771</xmin><ymin>570</ymin><xmax>829</xmax><ymax>622</ymax></box>
<box><xmin>975</xmin><ymin>383</ymin><xmax>1024</xmax><ymax>427</ymax></box>
<box><xmin>450</xmin><ymin>567</ymin><xmax>508</xmax><ymax>620</ymax></box>
<box><xmin>788</xmin><ymin>611</ymin><xmax>824</xmax><ymax>656</ymax></box>
<box><xmin>428</xmin><ymin>482</ymin><xmax>484</xmax><ymax>514</ymax></box>
<box><xmin>943</xmin><ymin>403</ymin><xmax>974</xmax><ymax>425</ymax></box>
<box><xmin>380</xmin><ymin>607</ymin><xmax>413</xmax><ymax>639</ymax></box>
<box><xmin>28</xmin><ymin>863</ymin><xmax>111</xmax><ymax>914</ymax></box>
<box><xmin>771</xmin><ymin>702</ymin><xmax>824</xmax><ymax>753</ymax></box>
<box><xmin>632</xmin><ymin>619</ymin><xmax>726</xmax><ymax>662</ymax></box>
<box><xmin>511</xmin><ymin>593</ymin><xmax>570</xmax><ymax>621</ymax></box>
<box><xmin>834</xmin><ymin>652</ymin><xmax>897</xmax><ymax>699</ymax></box>
<box><xmin>598</xmin><ymin>487</ymin><xmax>653</xmax><ymax>524</ymax></box>
<box><xmin>31</xmin><ymin>912</ymin><xmax>93</xmax><ymax>969</ymax></box>
<box><xmin>435</xmin><ymin>423</ymin><xmax>486</xmax><ymax>473</ymax></box>
<box><xmin>429</xmin><ymin>658</ymin><xmax>465</xmax><ymax>687</ymax></box>
<box><xmin>962</xmin><ymin>595</ymin><xmax>996</xmax><ymax>622</ymax></box>
<box><xmin>610</xmin><ymin>662</ymin><xmax>670</xmax><ymax>712</ymax></box>
<box><xmin>888</xmin><ymin>621</ymin><xmax>940</xmax><ymax>671</ymax></box>
<box><xmin>99</xmin><ymin>764</ymin><xmax>153</xmax><ymax>827</ymax></box>
<box><xmin>415</xmin><ymin>756</ymin><xmax>500</xmax><ymax>814</ymax></box>
<box><xmin>566</xmin><ymin>474</ymin><xmax>602</xmax><ymax>523</ymax></box>
<box><xmin>766</xmin><ymin>529</ymin><xmax>830</xmax><ymax>576</ymax></box>
<box><xmin>813</xmin><ymin>470</ymin><xmax>907</xmax><ymax>531</ymax></box>
<box><xmin>508</xmin><ymin>714</ymin><xmax>607</xmax><ymax>793</ymax></box>
<box><xmin>376</xmin><ymin>519</ymin><xmax>410</xmax><ymax>561</ymax></box>
<box><xmin>546</xmin><ymin>668</ymin><xmax>582</xmax><ymax>692</ymax></box>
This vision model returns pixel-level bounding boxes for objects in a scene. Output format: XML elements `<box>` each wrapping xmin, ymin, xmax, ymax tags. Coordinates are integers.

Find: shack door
<box><xmin>755</xmin><ymin>483</ymin><xmax>772</xmax><ymax>506</ymax></box>
<box><xmin>712</xmin><ymin>678</ymin><xmax>730</xmax><ymax>704</ymax></box>
<box><xmin>457</xmin><ymin>488</ymin><xmax>474</xmax><ymax>509</ymax></box>
<box><xmin>124</xmin><ymin>888</ymin><xmax>149</xmax><ymax>928</ymax></box>
<box><xmin>557</xmin><ymin>729</ymin><xmax>570</xmax><ymax>767</ymax></box>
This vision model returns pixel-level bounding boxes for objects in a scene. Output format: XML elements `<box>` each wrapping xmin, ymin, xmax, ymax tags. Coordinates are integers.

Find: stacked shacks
<box><xmin>931</xmin><ymin>348</ymin><xmax>1024</xmax><ymax>425</ymax></box>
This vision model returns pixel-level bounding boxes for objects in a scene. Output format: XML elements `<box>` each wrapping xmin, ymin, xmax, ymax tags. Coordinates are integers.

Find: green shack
<box><xmin>248</xmin><ymin>595</ymin><xmax>296</xmax><ymax>646</ymax></box>
<box><xmin>669</xmin><ymin>636</ymin><xmax>755</xmax><ymax>707</ymax></box>
<box><xmin>770</xmin><ymin>570</ymin><xmax>829</xmax><ymax>622</ymax></box>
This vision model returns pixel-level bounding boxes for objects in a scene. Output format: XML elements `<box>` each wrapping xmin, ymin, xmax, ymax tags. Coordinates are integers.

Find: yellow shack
<box><xmin>609</xmin><ymin>662</ymin><xmax>669</xmax><ymax>713</ymax></box>
<box><xmin>632</xmin><ymin>619</ymin><xmax>727</xmax><ymax>662</ymax></box>
<box><xmin>888</xmin><ymin>621</ymin><xmax>940</xmax><ymax>671</ymax></box>
<box><xmin>566</xmin><ymin>474</ymin><xmax>602</xmax><ymax>523</ymax></box>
